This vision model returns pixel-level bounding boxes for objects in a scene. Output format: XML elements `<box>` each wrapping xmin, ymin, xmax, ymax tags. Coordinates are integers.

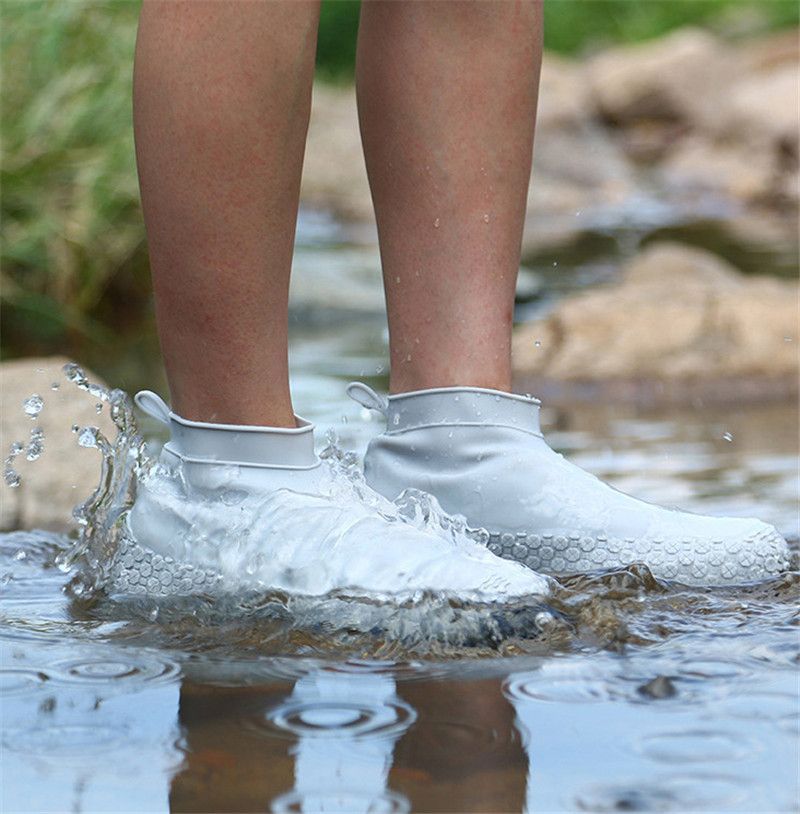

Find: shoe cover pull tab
<box><xmin>346</xmin><ymin>382</ymin><xmax>388</xmax><ymax>416</ymax></box>
<box><xmin>134</xmin><ymin>390</ymin><xmax>171</xmax><ymax>426</ymax></box>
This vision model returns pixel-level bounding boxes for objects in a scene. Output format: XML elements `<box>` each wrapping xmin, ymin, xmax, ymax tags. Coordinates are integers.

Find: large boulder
<box><xmin>587</xmin><ymin>29</ymin><xmax>735</xmax><ymax>127</ymax></box>
<box><xmin>1</xmin><ymin>357</ymin><xmax>115</xmax><ymax>531</ymax></box>
<box><xmin>714</xmin><ymin>63</ymin><xmax>799</xmax><ymax>154</ymax></box>
<box><xmin>512</xmin><ymin>242</ymin><xmax>799</xmax><ymax>404</ymax></box>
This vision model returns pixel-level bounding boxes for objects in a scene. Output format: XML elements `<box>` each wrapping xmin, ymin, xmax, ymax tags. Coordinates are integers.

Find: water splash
<box><xmin>52</xmin><ymin>363</ymin><xmax>151</xmax><ymax>597</ymax></box>
<box><xmin>15</xmin><ymin>366</ymin><xmax>547</xmax><ymax>613</ymax></box>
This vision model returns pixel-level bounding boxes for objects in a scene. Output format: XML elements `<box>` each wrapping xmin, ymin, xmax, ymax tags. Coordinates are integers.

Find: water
<box><xmin>2</xmin><ymin>216</ymin><xmax>799</xmax><ymax>812</ymax></box>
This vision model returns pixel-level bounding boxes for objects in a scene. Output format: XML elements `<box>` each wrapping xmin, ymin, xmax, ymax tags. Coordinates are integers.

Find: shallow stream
<box><xmin>2</xmin><ymin>213</ymin><xmax>798</xmax><ymax>812</ymax></box>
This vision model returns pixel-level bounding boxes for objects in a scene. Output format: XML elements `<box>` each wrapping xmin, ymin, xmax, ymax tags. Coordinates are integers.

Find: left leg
<box><xmin>356</xmin><ymin>0</ymin><xmax>542</xmax><ymax>394</ymax></box>
<box><xmin>351</xmin><ymin>0</ymin><xmax>789</xmax><ymax>587</ymax></box>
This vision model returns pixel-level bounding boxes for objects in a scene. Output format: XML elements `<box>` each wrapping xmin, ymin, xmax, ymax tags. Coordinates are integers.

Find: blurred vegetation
<box><xmin>2</xmin><ymin>0</ymin><xmax>798</xmax><ymax>368</ymax></box>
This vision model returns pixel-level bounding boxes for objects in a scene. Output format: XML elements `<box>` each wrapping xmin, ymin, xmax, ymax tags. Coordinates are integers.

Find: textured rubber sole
<box><xmin>472</xmin><ymin>526</ymin><xmax>790</xmax><ymax>586</ymax></box>
<box><xmin>108</xmin><ymin>521</ymin><xmax>790</xmax><ymax>596</ymax></box>
<box><xmin>109</xmin><ymin>530</ymin><xmax>222</xmax><ymax>596</ymax></box>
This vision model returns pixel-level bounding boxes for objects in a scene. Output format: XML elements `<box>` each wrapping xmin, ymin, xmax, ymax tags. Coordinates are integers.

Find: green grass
<box><xmin>2</xmin><ymin>0</ymin><xmax>797</xmax><ymax>362</ymax></box>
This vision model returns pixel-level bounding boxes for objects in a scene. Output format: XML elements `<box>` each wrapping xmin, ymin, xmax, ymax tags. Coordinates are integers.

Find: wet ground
<box><xmin>2</xmin><ymin>212</ymin><xmax>799</xmax><ymax>812</ymax></box>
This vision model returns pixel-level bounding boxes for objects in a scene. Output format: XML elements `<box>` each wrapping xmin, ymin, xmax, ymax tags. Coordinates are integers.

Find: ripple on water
<box><xmin>0</xmin><ymin>531</ymin><xmax>70</xmax><ymax>603</ymax></box>
<box><xmin>263</xmin><ymin>694</ymin><xmax>416</xmax><ymax>741</ymax></box>
<box><xmin>0</xmin><ymin>668</ymin><xmax>49</xmax><ymax>696</ymax></box>
<box><xmin>270</xmin><ymin>789</ymin><xmax>410</xmax><ymax>814</ymax></box>
<box><xmin>4</xmin><ymin>724</ymin><xmax>125</xmax><ymax>756</ymax></box>
<box><xmin>503</xmin><ymin>664</ymin><xmax>626</xmax><ymax>704</ymax></box>
<box><xmin>636</xmin><ymin>729</ymin><xmax>758</xmax><ymax>764</ymax></box>
<box><xmin>677</xmin><ymin>658</ymin><xmax>755</xmax><ymax>681</ymax></box>
<box><xmin>49</xmin><ymin>652</ymin><xmax>180</xmax><ymax>688</ymax></box>
<box><xmin>575</xmin><ymin>772</ymin><xmax>747</xmax><ymax>811</ymax></box>
<box><xmin>711</xmin><ymin>689</ymin><xmax>800</xmax><ymax>734</ymax></box>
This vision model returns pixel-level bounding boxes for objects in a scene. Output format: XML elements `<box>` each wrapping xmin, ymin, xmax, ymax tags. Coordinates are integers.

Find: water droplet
<box><xmin>534</xmin><ymin>340</ymin><xmax>542</xmax><ymax>348</ymax></box>
<box><xmin>433</xmin><ymin>218</ymin><xmax>440</xmax><ymax>229</ymax></box>
<box><xmin>25</xmin><ymin>428</ymin><xmax>44</xmax><ymax>462</ymax></box>
<box><xmin>95</xmin><ymin>403</ymin><xmax>103</xmax><ymax>414</ymax></box>
<box><xmin>784</xmin><ymin>336</ymin><xmax>793</xmax><ymax>343</ymax></box>
<box><xmin>22</xmin><ymin>395</ymin><xmax>43</xmax><ymax>419</ymax></box>
<box><xmin>722</xmin><ymin>432</ymin><xmax>733</xmax><ymax>442</ymax></box>
<box><xmin>482</xmin><ymin>213</ymin><xmax>490</xmax><ymax>223</ymax></box>
<box><xmin>375</xmin><ymin>364</ymin><xmax>385</xmax><ymax>374</ymax></box>
<box><xmin>71</xmin><ymin>424</ymin><xmax>79</xmax><ymax>433</ymax></box>
<box><xmin>78</xmin><ymin>427</ymin><xmax>98</xmax><ymax>448</ymax></box>
<box><xmin>4</xmin><ymin>470</ymin><xmax>20</xmax><ymax>488</ymax></box>
<box><xmin>392</xmin><ymin>414</ymin><xmax>400</xmax><ymax>426</ymax></box>
<box><xmin>395</xmin><ymin>276</ymin><xmax>401</xmax><ymax>284</ymax></box>
<box><xmin>63</xmin><ymin>362</ymin><xmax>84</xmax><ymax>384</ymax></box>
<box><xmin>50</xmin><ymin>382</ymin><xmax>60</xmax><ymax>391</ymax></box>
<box><xmin>405</xmin><ymin>354</ymin><xmax>412</xmax><ymax>362</ymax></box>
<box><xmin>552</xmin><ymin>261</ymin><xmax>558</xmax><ymax>267</ymax></box>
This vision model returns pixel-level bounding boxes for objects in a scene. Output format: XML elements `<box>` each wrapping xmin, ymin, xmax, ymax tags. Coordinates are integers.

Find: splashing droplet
<box><xmin>433</xmin><ymin>218</ymin><xmax>440</xmax><ymax>229</ymax></box>
<box><xmin>534</xmin><ymin>340</ymin><xmax>542</xmax><ymax>348</ymax></box>
<box><xmin>78</xmin><ymin>427</ymin><xmax>99</xmax><ymax>449</ymax></box>
<box><xmin>25</xmin><ymin>427</ymin><xmax>44</xmax><ymax>462</ymax></box>
<box><xmin>4</xmin><ymin>470</ymin><xmax>21</xmax><ymax>488</ymax></box>
<box><xmin>482</xmin><ymin>213</ymin><xmax>490</xmax><ymax>223</ymax></box>
<box><xmin>23</xmin><ymin>395</ymin><xmax>43</xmax><ymax>419</ymax></box>
<box><xmin>722</xmin><ymin>432</ymin><xmax>733</xmax><ymax>442</ymax></box>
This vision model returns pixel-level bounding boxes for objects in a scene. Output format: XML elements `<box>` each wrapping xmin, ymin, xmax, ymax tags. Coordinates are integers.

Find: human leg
<box><xmin>356</xmin><ymin>0</ymin><xmax>542</xmax><ymax>394</ymax></box>
<box><xmin>134</xmin><ymin>0</ymin><xmax>320</xmax><ymax>426</ymax></box>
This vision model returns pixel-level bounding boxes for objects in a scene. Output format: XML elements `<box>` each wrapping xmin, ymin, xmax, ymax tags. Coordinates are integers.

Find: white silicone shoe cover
<box><xmin>110</xmin><ymin>391</ymin><xmax>551</xmax><ymax>601</ymax></box>
<box><xmin>349</xmin><ymin>383</ymin><xmax>791</xmax><ymax>586</ymax></box>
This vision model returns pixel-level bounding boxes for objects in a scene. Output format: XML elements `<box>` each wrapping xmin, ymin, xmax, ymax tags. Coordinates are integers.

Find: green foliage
<box><xmin>543</xmin><ymin>0</ymin><xmax>799</xmax><ymax>55</ymax></box>
<box><xmin>1</xmin><ymin>0</ymin><xmax>148</xmax><ymax>360</ymax></box>
<box><xmin>317</xmin><ymin>0</ymin><xmax>361</xmax><ymax>81</ymax></box>
<box><xmin>315</xmin><ymin>0</ymin><xmax>800</xmax><ymax>65</ymax></box>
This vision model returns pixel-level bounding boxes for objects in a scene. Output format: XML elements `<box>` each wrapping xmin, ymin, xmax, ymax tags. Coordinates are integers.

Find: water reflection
<box><xmin>171</xmin><ymin>669</ymin><xmax>414</xmax><ymax>813</ymax></box>
<box><xmin>169</xmin><ymin>665</ymin><xmax>530</xmax><ymax>813</ymax></box>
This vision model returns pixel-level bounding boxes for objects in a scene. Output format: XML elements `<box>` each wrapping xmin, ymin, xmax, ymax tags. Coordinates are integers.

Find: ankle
<box><xmin>389</xmin><ymin>370</ymin><xmax>512</xmax><ymax>395</ymax></box>
<box><xmin>170</xmin><ymin>394</ymin><xmax>297</xmax><ymax>428</ymax></box>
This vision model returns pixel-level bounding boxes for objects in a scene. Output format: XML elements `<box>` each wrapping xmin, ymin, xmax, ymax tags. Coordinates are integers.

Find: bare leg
<box><xmin>356</xmin><ymin>0</ymin><xmax>542</xmax><ymax>394</ymax></box>
<box><xmin>134</xmin><ymin>0</ymin><xmax>320</xmax><ymax>426</ymax></box>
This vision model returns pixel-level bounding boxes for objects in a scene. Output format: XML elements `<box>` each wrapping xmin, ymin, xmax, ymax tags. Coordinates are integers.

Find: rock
<box><xmin>536</xmin><ymin>53</ymin><xmax>591</xmax><ymax>132</ymax></box>
<box><xmin>637</xmin><ymin>676</ymin><xmax>677</xmax><ymax>700</ymax></box>
<box><xmin>659</xmin><ymin>136</ymin><xmax>780</xmax><ymax>205</ymax></box>
<box><xmin>740</xmin><ymin>28</ymin><xmax>799</xmax><ymax>74</ymax></box>
<box><xmin>588</xmin><ymin>29</ymin><xmax>735</xmax><ymax>128</ymax></box>
<box><xmin>523</xmin><ymin>125</ymin><xmax>637</xmax><ymax>256</ymax></box>
<box><xmin>301</xmin><ymin>84</ymin><xmax>374</xmax><ymax>222</ymax></box>
<box><xmin>512</xmin><ymin>242</ymin><xmax>799</xmax><ymax>405</ymax></box>
<box><xmin>715</xmin><ymin>64</ymin><xmax>799</xmax><ymax>154</ymax></box>
<box><xmin>1</xmin><ymin>357</ymin><xmax>115</xmax><ymax>531</ymax></box>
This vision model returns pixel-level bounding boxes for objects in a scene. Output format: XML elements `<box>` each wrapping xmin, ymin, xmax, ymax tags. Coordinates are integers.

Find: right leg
<box><xmin>134</xmin><ymin>0</ymin><xmax>320</xmax><ymax>427</ymax></box>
